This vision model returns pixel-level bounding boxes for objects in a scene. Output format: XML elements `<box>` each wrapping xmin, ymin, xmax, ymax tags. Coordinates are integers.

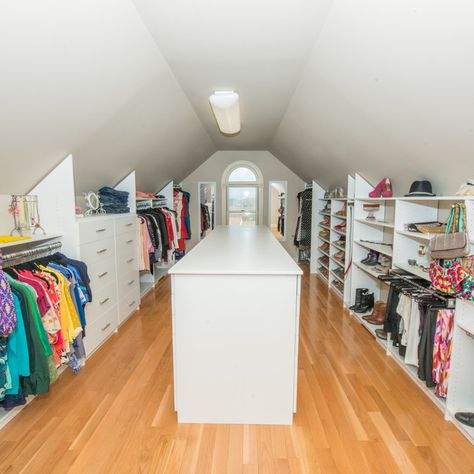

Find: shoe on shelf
<box><xmin>319</xmin><ymin>230</ymin><xmax>330</xmax><ymax>238</ymax></box>
<box><xmin>361</xmin><ymin>251</ymin><xmax>374</xmax><ymax>264</ymax></box>
<box><xmin>364</xmin><ymin>251</ymin><xmax>380</xmax><ymax>267</ymax></box>
<box><xmin>369</xmin><ymin>178</ymin><xmax>393</xmax><ymax>198</ymax></box>
<box><xmin>354</xmin><ymin>292</ymin><xmax>374</xmax><ymax>313</ymax></box>
<box><xmin>362</xmin><ymin>301</ymin><xmax>387</xmax><ymax>325</ymax></box>
<box><xmin>320</xmin><ymin>218</ymin><xmax>330</xmax><ymax>227</ymax></box>
<box><xmin>349</xmin><ymin>288</ymin><xmax>369</xmax><ymax>312</ymax></box>
<box><xmin>334</xmin><ymin>221</ymin><xmax>346</xmax><ymax>230</ymax></box>
<box><xmin>333</xmin><ymin>251</ymin><xmax>345</xmax><ymax>262</ymax></box>
<box><xmin>454</xmin><ymin>412</ymin><xmax>474</xmax><ymax>427</ymax></box>
<box><xmin>319</xmin><ymin>242</ymin><xmax>330</xmax><ymax>252</ymax></box>
<box><xmin>375</xmin><ymin>329</ymin><xmax>387</xmax><ymax>340</ymax></box>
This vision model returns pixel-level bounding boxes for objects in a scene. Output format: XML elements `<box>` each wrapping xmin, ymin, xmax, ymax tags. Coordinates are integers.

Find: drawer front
<box><xmin>118</xmin><ymin>271</ymin><xmax>140</xmax><ymax>300</ymax></box>
<box><xmin>118</xmin><ymin>286</ymin><xmax>140</xmax><ymax>324</ymax></box>
<box><xmin>116</xmin><ymin>230</ymin><xmax>138</xmax><ymax>258</ymax></box>
<box><xmin>116</xmin><ymin>252</ymin><xmax>139</xmax><ymax>277</ymax></box>
<box><xmin>84</xmin><ymin>304</ymin><xmax>118</xmax><ymax>357</ymax></box>
<box><xmin>79</xmin><ymin>237</ymin><xmax>115</xmax><ymax>265</ymax></box>
<box><xmin>84</xmin><ymin>281</ymin><xmax>117</xmax><ymax>324</ymax></box>
<box><xmin>115</xmin><ymin>215</ymin><xmax>137</xmax><ymax>236</ymax></box>
<box><xmin>79</xmin><ymin>219</ymin><xmax>114</xmax><ymax>245</ymax></box>
<box><xmin>88</xmin><ymin>256</ymin><xmax>116</xmax><ymax>290</ymax></box>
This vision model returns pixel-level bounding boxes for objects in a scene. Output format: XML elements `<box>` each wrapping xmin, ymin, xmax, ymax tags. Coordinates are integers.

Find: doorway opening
<box><xmin>269</xmin><ymin>181</ymin><xmax>287</xmax><ymax>241</ymax></box>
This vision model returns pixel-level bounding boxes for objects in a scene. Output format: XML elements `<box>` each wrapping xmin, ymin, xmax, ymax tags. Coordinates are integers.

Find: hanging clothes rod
<box><xmin>1</xmin><ymin>241</ymin><xmax>62</xmax><ymax>266</ymax></box>
<box><xmin>388</xmin><ymin>270</ymin><xmax>456</xmax><ymax>307</ymax></box>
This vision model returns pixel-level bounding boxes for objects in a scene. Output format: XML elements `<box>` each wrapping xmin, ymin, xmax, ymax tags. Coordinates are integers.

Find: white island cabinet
<box><xmin>169</xmin><ymin>225</ymin><xmax>302</xmax><ymax>425</ymax></box>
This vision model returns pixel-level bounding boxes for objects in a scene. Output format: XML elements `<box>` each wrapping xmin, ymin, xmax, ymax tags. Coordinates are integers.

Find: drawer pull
<box><xmin>126</xmin><ymin>258</ymin><xmax>134</xmax><ymax>263</ymax></box>
<box><xmin>97</xmin><ymin>248</ymin><xmax>107</xmax><ymax>254</ymax></box>
<box><xmin>128</xmin><ymin>279</ymin><xmax>135</xmax><ymax>286</ymax></box>
<box><xmin>98</xmin><ymin>271</ymin><xmax>108</xmax><ymax>278</ymax></box>
<box><xmin>101</xmin><ymin>322</ymin><xmax>111</xmax><ymax>331</ymax></box>
<box><xmin>126</xmin><ymin>239</ymin><xmax>134</xmax><ymax>244</ymax></box>
<box><xmin>128</xmin><ymin>300</ymin><xmax>136</xmax><ymax>307</ymax></box>
<box><xmin>126</xmin><ymin>223</ymin><xmax>133</xmax><ymax>227</ymax></box>
<box><xmin>96</xmin><ymin>228</ymin><xmax>107</xmax><ymax>233</ymax></box>
<box><xmin>100</xmin><ymin>297</ymin><xmax>110</xmax><ymax>305</ymax></box>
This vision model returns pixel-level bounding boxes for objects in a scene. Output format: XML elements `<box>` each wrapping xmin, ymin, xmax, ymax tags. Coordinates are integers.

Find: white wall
<box><xmin>181</xmin><ymin>151</ymin><xmax>305</xmax><ymax>258</ymax></box>
<box><xmin>272</xmin><ymin>0</ymin><xmax>474</xmax><ymax>196</ymax></box>
<box><xmin>0</xmin><ymin>0</ymin><xmax>215</xmax><ymax>196</ymax></box>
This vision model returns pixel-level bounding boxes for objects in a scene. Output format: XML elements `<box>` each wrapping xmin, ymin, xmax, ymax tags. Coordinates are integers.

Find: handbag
<box><xmin>429</xmin><ymin>258</ymin><xmax>467</xmax><ymax>294</ymax></box>
<box><xmin>428</xmin><ymin>203</ymin><xmax>470</xmax><ymax>259</ymax></box>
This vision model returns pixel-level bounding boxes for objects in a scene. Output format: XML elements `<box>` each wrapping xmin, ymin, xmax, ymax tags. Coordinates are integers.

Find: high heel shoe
<box><xmin>369</xmin><ymin>178</ymin><xmax>393</xmax><ymax>198</ymax></box>
<box><xmin>382</xmin><ymin>178</ymin><xmax>393</xmax><ymax>197</ymax></box>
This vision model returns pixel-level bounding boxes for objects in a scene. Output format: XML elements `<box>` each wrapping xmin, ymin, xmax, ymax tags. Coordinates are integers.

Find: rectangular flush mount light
<box><xmin>209</xmin><ymin>90</ymin><xmax>240</xmax><ymax>134</ymax></box>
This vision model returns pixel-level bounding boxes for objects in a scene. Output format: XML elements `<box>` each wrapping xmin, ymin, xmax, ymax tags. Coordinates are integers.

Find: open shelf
<box><xmin>319</xmin><ymin>248</ymin><xmax>330</xmax><ymax>258</ymax></box>
<box><xmin>355</xmin><ymin>240</ymin><xmax>393</xmax><ymax>257</ymax></box>
<box><xmin>318</xmin><ymin>236</ymin><xmax>330</xmax><ymax>244</ymax></box>
<box><xmin>330</xmin><ymin>269</ymin><xmax>344</xmax><ymax>283</ymax></box>
<box><xmin>394</xmin><ymin>262</ymin><xmax>431</xmax><ymax>281</ymax></box>
<box><xmin>396</xmin><ymin>230</ymin><xmax>433</xmax><ymax>242</ymax></box>
<box><xmin>318</xmin><ymin>260</ymin><xmax>330</xmax><ymax>271</ymax></box>
<box><xmin>331</xmin><ymin>213</ymin><xmax>347</xmax><ymax>220</ymax></box>
<box><xmin>353</xmin><ymin>261</ymin><xmax>390</xmax><ymax>284</ymax></box>
<box><xmin>0</xmin><ymin>233</ymin><xmax>63</xmax><ymax>249</ymax></box>
<box><xmin>331</xmin><ymin>242</ymin><xmax>346</xmax><ymax>252</ymax></box>
<box><xmin>355</xmin><ymin>218</ymin><xmax>394</xmax><ymax>229</ymax></box>
<box><xmin>330</xmin><ymin>256</ymin><xmax>345</xmax><ymax>268</ymax></box>
<box><xmin>319</xmin><ymin>224</ymin><xmax>331</xmax><ymax>231</ymax></box>
<box><xmin>331</xmin><ymin>228</ymin><xmax>346</xmax><ymax>236</ymax></box>
<box><xmin>319</xmin><ymin>211</ymin><xmax>331</xmax><ymax>217</ymax></box>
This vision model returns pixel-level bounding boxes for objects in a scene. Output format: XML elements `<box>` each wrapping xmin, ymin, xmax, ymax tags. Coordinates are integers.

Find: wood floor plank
<box><xmin>0</xmin><ymin>269</ymin><xmax>472</xmax><ymax>473</ymax></box>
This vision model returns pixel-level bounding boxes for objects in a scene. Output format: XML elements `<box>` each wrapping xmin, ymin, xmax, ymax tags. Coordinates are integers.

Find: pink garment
<box><xmin>139</xmin><ymin>218</ymin><xmax>153</xmax><ymax>271</ymax></box>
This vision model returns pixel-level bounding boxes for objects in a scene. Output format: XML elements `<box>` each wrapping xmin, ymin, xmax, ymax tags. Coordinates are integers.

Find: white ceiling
<box><xmin>2</xmin><ymin>0</ymin><xmax>474</xmax><ymax>196</ymax></box>
<box><xmin>271</xmin><ymin>0</ymin><xmax>474</xmax><ymax>195</ymax></box>
<box><xmin>131</xmin><ymin>0</ymin><xmax>332</xmax><ymax>149</ymax></box>
<box><xmin>0</xmin><ymin>0</ymin><xmax>215</xmax><ymax>194</ymax></box>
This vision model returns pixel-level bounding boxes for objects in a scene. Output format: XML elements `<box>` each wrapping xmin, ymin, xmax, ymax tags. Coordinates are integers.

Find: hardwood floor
<box><xmin>0</xmin><ymin>268</ymin><xmax>473</xmax><ymax>473</ymax></box>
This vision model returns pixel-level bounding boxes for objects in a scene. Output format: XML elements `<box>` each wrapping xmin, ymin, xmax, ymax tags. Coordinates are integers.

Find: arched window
<box><xmin>222</xmin><ymin>161</ymin><xmax>263</xmax><ymax>226</ymax></box>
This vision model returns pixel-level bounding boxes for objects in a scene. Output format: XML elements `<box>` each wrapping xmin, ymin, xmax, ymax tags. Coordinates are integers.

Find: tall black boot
<box><xmin>356</xmin><ymin>292</ymin><xmax>375</xmax><ymax>313</ymax></box>
<box><xmin>350</xmin><ymin>288</ymin><xmax>368</xmax><ymax>311</ymax></box>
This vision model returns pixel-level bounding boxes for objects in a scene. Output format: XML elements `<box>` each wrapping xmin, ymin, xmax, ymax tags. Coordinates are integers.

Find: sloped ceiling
<box><xmin>272</xmin><ymin>0</ymin><xmax>474</xmax><ymax>195</ymax></box>
<box><xmin>0</xmin><ymin>0</ymin><xmax>215</xmax><ymax>194</ymax></box>
<box><xmin>131</xmin><ymin>0</ymin><xmax>332</xmax><ymax>150</ymax></box>
<box><xmin>2</xmin><ymin>1</ymin><xmax>473</xmax><ymax>197</ymax></box>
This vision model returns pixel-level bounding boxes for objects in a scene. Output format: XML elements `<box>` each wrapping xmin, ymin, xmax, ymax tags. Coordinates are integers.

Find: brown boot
<box><xmin>362</xmin><ymin>301</ymin><xmax>386</xmax><ymax>325</ymax></box>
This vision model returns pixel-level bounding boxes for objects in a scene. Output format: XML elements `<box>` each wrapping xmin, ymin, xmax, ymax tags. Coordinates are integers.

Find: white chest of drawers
<box><xmin>77</xmin><ymin>214</ymin><xmax>140</xmax><ymax>357</ymax></box>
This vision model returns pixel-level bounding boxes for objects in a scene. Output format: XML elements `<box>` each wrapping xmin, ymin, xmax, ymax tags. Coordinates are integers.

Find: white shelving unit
<box><xmin>446</xmin><ymin>299</ymin><xmax>474</xmax><ymax>444</ymax></box>
<box><xmin>348</xmin><ymin>173</ymin><xmax>474</xmax><ymax>444</ymax></box>
<box><xmin>350</xmin><ymin>173</ymin><xmax>393</xmax><ymax>328</ymax></box>
<box><xmin>139</xmin><ymin>180</ymin><xmax>176</xmax><ymax>297</ymax></box>
<box><xmin>310</xmin><ymin>176</ymin><xmax>355</xmax><ymax>305</ymax></box>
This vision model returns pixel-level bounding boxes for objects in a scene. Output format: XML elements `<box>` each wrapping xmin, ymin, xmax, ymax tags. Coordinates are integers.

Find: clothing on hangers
<box><xmin>0</xmin><ymin>251</ymin><xmax>91</xmax><ymax>409</ymax></box>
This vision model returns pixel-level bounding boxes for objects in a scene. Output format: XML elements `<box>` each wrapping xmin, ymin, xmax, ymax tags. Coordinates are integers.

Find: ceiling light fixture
<box><xmin>209</xmin><ymin>90</ymin><xmax>240</xmax><ymax>135</ymax></box>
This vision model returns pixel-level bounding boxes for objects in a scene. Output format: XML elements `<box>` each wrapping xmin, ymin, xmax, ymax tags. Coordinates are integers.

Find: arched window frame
<box><xmin>222</xmin><ymin>161</ymin><xmax>264</xmax><ymax>225</ymax></box>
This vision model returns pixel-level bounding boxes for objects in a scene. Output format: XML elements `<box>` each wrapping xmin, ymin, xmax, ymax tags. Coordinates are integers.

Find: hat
<box><xmin>456</xmin><ymin>179</ymin><xmax>474</xmax><ymax>196</ymax></box>
<box><xmin>405</xmin><ymin>180</ymin><xmax>435</xmax><ymax>197</ymax></box>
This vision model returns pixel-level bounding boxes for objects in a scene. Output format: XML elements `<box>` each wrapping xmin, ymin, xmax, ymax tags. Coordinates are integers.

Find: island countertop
<box><xmin>169</xmin><ymin>225</ymin><xmax>303</xmax><ymax>276</ymax></box>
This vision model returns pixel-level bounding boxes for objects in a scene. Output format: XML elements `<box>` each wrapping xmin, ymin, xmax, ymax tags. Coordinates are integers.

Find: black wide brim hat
<box><xmin>405</xmin><ymin>180</ymin><xmax>436</xmax><ymax>196</ymax></box>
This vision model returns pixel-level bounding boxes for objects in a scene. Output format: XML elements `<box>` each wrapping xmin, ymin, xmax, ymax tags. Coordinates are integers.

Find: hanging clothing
<box><xmin>432</xmin><ymin>309</ymin><xmax>455</xmax><ymax>398</ymax></box>
<box><xmin>294</xmin><ymin>188</ymin><xmax>312</xmax><ymax>249</ymax></box>
<box><xmin>0</xmin><ymin>251</ymin><xmax>91</xmax><ymax>406</ymax></box>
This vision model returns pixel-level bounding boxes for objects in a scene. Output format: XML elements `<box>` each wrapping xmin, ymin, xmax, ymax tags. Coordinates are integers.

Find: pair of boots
<box><xmin>350</xmin><ymin>288</ymin><xmax>374</xmax><ymax>313</ymax></box>
<box><xmin>362</xmin><ymin>301</ymin><xmax>386</xmax><ymax>325</ymax></box>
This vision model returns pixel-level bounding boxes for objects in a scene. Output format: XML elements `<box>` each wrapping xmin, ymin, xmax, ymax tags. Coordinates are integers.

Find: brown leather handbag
<box><xmin>429</xmin><ymin>203</ymin><xmax>470</xmax><ymax>259</ymax></box>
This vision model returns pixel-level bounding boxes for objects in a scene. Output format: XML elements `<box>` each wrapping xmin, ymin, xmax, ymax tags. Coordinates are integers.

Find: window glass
<box><xmin>228</xmin><ymin>167</ymin><xmax>257</xmax><ymax>183</ymax></box>
<box><xmin>227</xmin><ymin>187</ymin><xmax>257</xmax><ymax>226</ymax></box>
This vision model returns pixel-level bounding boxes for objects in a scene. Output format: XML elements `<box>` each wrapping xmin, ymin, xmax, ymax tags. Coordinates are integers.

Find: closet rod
<box><xmin>389</xmin><ymin>270</ymin><xmax>456</xmax><ymax>307</ymax></box>
<box><xmin>1</xmin><ymin>241</ymin><xmax>62</xmax><ymax>266</ymax></box>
